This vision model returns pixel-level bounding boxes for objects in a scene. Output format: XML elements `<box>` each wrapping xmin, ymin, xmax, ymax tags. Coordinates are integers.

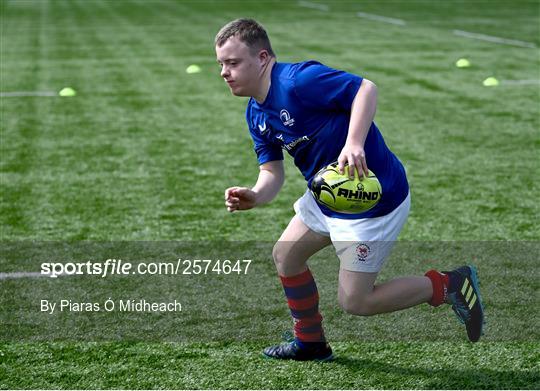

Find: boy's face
<box><xmin>216</xmin><ymin>36</ymin><xmax>265</xmax><ymax>97</ymax></box>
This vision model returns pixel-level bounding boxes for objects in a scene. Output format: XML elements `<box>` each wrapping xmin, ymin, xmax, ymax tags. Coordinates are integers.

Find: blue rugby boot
<box><xmin>444</xmin><ymin>265</ymin><xmax>485</xmax><ymax>342</ymax></box>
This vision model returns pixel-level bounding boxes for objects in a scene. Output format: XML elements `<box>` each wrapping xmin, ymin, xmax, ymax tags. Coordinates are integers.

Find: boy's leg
<box><xmin>263</xmin><ymin>214</ymin><xmax>334</xmax><ymax>361</ymax></box>
<box><xmin>337</xmin><ymin>266</ymin><xmax>484</xmax><ymax>342</ymax></box>
<box><xmin>338</xmin><ymin>269</ymin><xmax>432</xmax><ymax>316</ymax></box>
<box><xmin>330</xmin><ymin>193</ymin><xmax>484</xmax><ymax>342</ymax></box>
<box><xmin>272</xmin><ymin>215</ymin><xmax>331</xmax><ymax>277</ymax></box>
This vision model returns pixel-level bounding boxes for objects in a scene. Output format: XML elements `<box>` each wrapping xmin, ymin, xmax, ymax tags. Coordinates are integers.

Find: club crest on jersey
<box><xmin>355</xmin><ymin>243</ymin><xmax>370</xmax><ymax>262</ymax></box>
<box><xmin>280</xmin><ymin>109</ymin><xmax>295</xmax><ymax>127</ymax></box>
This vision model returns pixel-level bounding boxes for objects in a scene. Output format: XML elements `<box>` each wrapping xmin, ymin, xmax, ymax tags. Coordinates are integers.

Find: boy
<box><xmin>215</xmin><ymin>19</ymin><xmax>484</xmax><ymax>361</ymax></box>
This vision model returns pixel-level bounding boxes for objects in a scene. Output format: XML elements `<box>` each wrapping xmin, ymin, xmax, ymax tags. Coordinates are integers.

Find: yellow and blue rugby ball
<box><xmin>310</xmin><ymin>162</ymin><xmax>382</xmax><ymax>214</ymax></box>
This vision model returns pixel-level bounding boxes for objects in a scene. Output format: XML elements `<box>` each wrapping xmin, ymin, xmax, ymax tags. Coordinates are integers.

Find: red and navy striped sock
<box><xmin>280</xmin><ymin>268</ymin><xmax>325</xmax><ymax>343</ymax></box>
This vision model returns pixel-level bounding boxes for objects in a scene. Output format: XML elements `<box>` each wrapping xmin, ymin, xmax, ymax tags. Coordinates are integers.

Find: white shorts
<box><xmin>293</xmin><ymin>190</ymin><xmax>410</xmax><ymax>273</ymax></box>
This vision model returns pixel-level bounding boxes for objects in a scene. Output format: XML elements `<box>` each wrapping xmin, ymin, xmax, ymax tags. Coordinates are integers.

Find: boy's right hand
<box><xmin>224</xmin><ymin>187</ymin><xmax>257</xmax><ymax>212</ymax></box>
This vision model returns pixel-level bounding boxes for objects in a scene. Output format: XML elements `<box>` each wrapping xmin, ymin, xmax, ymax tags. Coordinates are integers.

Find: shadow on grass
<box><xmin>333</xmin><ymin>356</ymin><xmax>539</xmax><ymax>389</ymax></box>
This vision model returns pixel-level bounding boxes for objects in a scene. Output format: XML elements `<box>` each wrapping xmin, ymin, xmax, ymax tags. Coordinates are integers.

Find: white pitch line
<box><xmin>0</xmin><ymin>271</ymin><xmax>61</xmax><ymax>279</ymax></box>
<box><xmin>501</xmin><ymin>79</ymin><xmax>540</xmax><ymax>85</ymax></box>
<box><xmin>0</xmin><ymin>91</ymin><xmax>57</xmax><ymax>97</ymax></box>
<box><xmin>357</xmin><ymin>11</ymin><xmax>406</xmax><ymax>26</ymax></box>
<box><xmin>297</xmin><ymin>1</ymin><xmax>328</xmax><ymax>11</ymax></box>
<box><xmin>453</xmin><ymin>30</ymin><xmax>537</xmax><ymax>49</ymax></box>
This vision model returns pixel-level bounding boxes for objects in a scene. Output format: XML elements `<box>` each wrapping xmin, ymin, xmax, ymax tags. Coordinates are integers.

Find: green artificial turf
<box><xmin>1</xmin><ymin>0</ymin><xmax>539</xmax><ymax>389</ymax></box>
<box><xmin>1</xmin><ymin>341</ymin><xmax>538</xmax><ymax>389</ymax></box>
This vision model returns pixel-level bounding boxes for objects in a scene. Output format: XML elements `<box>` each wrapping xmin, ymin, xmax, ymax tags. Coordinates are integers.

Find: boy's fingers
<box><xmin>354</xmin><ymin>162</ymin><xmax>363</xmax><ymax>178</ymax></box>
<box><xmin>348</xmin><ymin>162</ymin><xmax>355</xmax><ymax>178</ymax></box>
<box><xmin>337</xmin><ymin>156</ymin><xmax>347</xmax><ymax>174</ymax></box>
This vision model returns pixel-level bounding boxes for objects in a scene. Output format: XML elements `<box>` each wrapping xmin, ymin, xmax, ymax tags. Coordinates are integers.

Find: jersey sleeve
<box><xmin>246</xmin><ymin>107</ymin><xmax>283</xmax><ymax>165</ymax></box>
<box><xmin>293</xmin><ymin>61</ymin><xmax>363</xmax><ymax>111</ymax></box>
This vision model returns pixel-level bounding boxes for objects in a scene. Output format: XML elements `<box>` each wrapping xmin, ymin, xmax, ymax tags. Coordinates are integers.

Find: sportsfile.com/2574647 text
<box><xmin>40</xmin><ymin>258</ymin><xmax>252</xmax><ymax>278</ymax></box>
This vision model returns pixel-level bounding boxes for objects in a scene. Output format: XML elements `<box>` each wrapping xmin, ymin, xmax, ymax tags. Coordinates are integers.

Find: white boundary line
<box><xmin>357</xmin><ymin>11</ymin><xmax>406</xmax><ymax>26</ymax></box>
<box><xmin>297</xmin><ymin>1</ymin><xmax>329</xmax><ymax>11</ymax></box>
<box><xmin>0</xmin><ymin>91</ymin><xmax>57</xmax><ymax>97</ymax></box>
<box><xmin>453</xmin><ymin>30</ymin><xmax>537</xmax><ymax>48</ymax></box>
<box><xmin>0</xmin><ymin>271</ymin><xmax>60</xmax><ymax>279</ymax></box>
<box><xmin>501</xmin><ymin>79</ymin><xmax>540</xmax><ymax>85</ymax></box>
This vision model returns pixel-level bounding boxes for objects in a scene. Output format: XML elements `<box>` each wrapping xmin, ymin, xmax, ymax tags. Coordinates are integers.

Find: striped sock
<box><xmin>280</xmin><ymin>268</ymin><xmax>325</xmax><ymax>343</ymax></box>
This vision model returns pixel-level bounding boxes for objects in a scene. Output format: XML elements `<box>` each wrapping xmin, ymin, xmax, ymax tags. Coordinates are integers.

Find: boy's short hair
<box><xmin>215</xmin><ymin>18</ymin><xmax>275</xmax><ymax>57</ymax></box>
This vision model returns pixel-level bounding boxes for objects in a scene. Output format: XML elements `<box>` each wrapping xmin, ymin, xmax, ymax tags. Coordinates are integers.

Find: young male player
<box><xmin>215</xmin><ymin>19</ymin><xmax>484</xmax><ymax>361</ymax></box>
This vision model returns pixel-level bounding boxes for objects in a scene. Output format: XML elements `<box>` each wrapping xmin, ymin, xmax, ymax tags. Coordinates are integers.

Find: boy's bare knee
<box><xmin>272</xmin><ymin>241</ymin><xmax>295</xmax><ymax>267</ymax></box>
<box><xmin>339</xmin><ymin>293</ymin><xmax>377</xmax><ymax>316</ymax></box>
<box><xmin>272</xmin><ymin>239</ymin><xmax>321</xmax><ymax>276</ymax></box>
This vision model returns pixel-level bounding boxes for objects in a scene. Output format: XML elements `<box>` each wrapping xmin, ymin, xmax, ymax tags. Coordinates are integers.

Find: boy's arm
<box><xmin>337</xmin><ymin>78</ymin><xmax>377</xmax><ymax>178</ymax></box>
<box><xmin>224</xmin><ymin>160</ymin><xmax>284</xmax><ymax>212</ymax></box>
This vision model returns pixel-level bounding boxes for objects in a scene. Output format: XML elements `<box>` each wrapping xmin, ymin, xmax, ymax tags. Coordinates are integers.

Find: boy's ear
<box><xmin>259</xmin><ymin>49</ymin><xmax>269</xmax><ymax>63</ymax></box>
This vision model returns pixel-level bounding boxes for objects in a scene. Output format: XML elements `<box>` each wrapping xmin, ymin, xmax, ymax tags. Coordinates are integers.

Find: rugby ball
<box><xmin>310</xmin><ymin>162</ymin><xmax>382</xmax><ymax>213</ymax></box>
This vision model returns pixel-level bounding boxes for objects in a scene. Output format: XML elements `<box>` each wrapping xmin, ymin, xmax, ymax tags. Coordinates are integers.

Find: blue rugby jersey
<box><xmin>245</xmin><ymin>61</ymin><xmax>409</xmax><ymax>219</ymax></box>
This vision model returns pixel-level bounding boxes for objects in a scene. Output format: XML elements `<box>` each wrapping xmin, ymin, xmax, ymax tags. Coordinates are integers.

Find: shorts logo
<box><xmin>356</xmin><ymin>243</ymin><xmax>370</xmax><ymax>262</ymax></box>
<box><xmin>280</xmin><ymin>109</ymin><xmax>295</xmax><ymax>127</ymax></box>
